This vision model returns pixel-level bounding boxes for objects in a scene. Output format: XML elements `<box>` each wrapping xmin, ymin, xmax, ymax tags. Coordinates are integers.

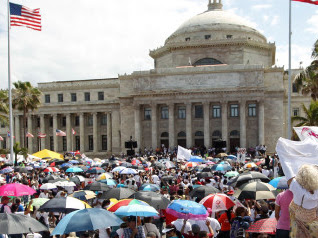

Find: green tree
<box><xmin>12</xmin><ymin>81</ymin><xmax>41</xmax><ymax>148</ymax></box>
<box><xmin>291</xmin><ymin>101</ymin><xmax>318</xmax><ymax>127</ymax></box>
<box><xmin>13</xmin><ymin>142</ymin><xmax>28</xmax><ymax>166</ymax></box>
<box><xmin>0</xmin><ymin>90</ymin><xmax>9</xmax><ymax>125</ymax></box>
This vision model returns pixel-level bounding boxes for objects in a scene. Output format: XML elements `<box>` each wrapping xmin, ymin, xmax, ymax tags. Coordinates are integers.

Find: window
<box><xmin>50</xmin><ymin>136</ymin><xmax>54</xmax><ymax>151</ymax></box>
<box><xmin>98</xmin><ymin>92</ymin><xmax>104</xmax><ymax>101</ymax></box>
<box><xmin>205</xmin><ymin>35</ymin><xmax>211</xmax><ymax>39</ymax></box>
<box><xmin>161</xmin><ymin>107</ymin><xmax>169</xmax><ymax>119</ymax></box>
<box><xmin>45</xmin><ymin>94</ymin><xmax>50</xmax><ymax>103</ymax></box>
<box><xmin>178</xmin><ymin>107</ymin><xmax>186</xmax><ymax>119</ymax></box>
<box><xmin>85</xmin><ymin>92</ymin><xmax>90</xmax><ymax>101</ymax></box>
<box><xmin>213</xmin><ymin>105</ymin><xmax>221</xmax><ymax>118</ymax></box>
<box><xmin>88</xmin><ymin>135</ymin><xmax>93</xmax><ymax>151</ymax></box>
<box><xmin>87</xmin><ymin>115</ymin><xmax>93</xmax><ymax>126</ymax></box>
<box><xmin>195</xmin><ymin>105</ymin><xmax>203</xmax><ymax>118</ymax></box>
<box><xmin>75</xmin><ymin>116</ymin><xmax>79</xmax><ymax>126</ymax></box>
<box><xmin>49</xmin><ymin>117</ymin><xmax>53</xmax><ymax>127</ymax></box>
<box><xmin>58</xmin><ymin>94</ymin><xmax>63</xmax><ymax>103</ymax></box>
<box><xmin>161</xmin><ymin>132</ymin><xmax>169</xmax><ymax>137</ymax></box>
<box><xmin>1</xmin><ymin>123</ymin><xmax>5</xmax><ymax>128</ymax></box>
<box><xmin>102</xmin><ymin>135</ymin><xmax>107</xmax><ymax>150</ymax></box>
<box><xmin>144</xmin><ymin>108</ymin><xmax>151</xmax><ymax>120</ymax></box>
<box><xmin>230</xmin><ymin>130</ymin><xmax>239</xmax><ymax>137</ymax></box>
<box><xmin>101</xmin><ymin>114</ymin><xmax>107</xmax><ymax>125</ymax></box>
<box><xmin>194</xmin><ymin>58</ymin><xmax>223</xmax><ymax>66</ymax></box>
<box><xmin>71</xmin><ymin>93</ymin><xmax>77</xmax><ymax>102</ymax></box>
<box><xmin>212</xmin><ymin>130</ymin><xmax>222</xmax><ymax>138</ymax></box>
<box><xmin>292</xmin><ymin>83</ymin><xmax>298</xmax><ymax>93</ymax></box>
<box><xmin>2</xmin><ymin>137</ymin><xmax>6</xmax><ymax>149</ymax></box>
<box><xmin>185</xmin><ymin>37</ymin><xmax>190</xmax><ymax>41</ymax></box>
<box><xmin>178</xmin><ymin>131</ymin><xmax>186</xmax><ymax>137</ymax></box>
<box><xmin>195</xmin><ymin>131</ymin><xmax>204</xmax><ymax>137</ymax></box>
<box><xmin>62</xmin><ymin>137</ymin><xmax>67</xmax><ymax>151</ymax></box>
<box><xmin>75</xmin><ymin>136</ymin><xmax>80</xmax><ymax>150</ymax></box>
<box><xmin>37</xmin><ymin>118</ymin><xmax>40</xmax><ymax>128</ymax></box>
<box><xmin>226</xmin><ymin>35</ymin><xmax>233</xmax><ymax>39</ymax></box>
<box><xmin>61</xmin><ymin>117</ymin><xmax>66</xmax><ymax>127</ymax></box>
<box><xmin>248</xmin><ymin>104</ymin><xmax>257</xmax><ymax>117</ymax></box>
<box><xmin>293</xmin><ymin>108</ymin><xmax>300</xmax><ymax>117</ymax></box>
<box><xmin>230</xmin><ymin>104</ymin><xmax>239</xmax><ymax>117</ymax></box>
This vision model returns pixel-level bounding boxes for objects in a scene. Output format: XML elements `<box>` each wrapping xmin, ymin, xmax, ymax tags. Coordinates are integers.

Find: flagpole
<box><xmin>287</xmin><ymin>0</ymin><xmax>292</xmax><ymax>139</ymax></box>
<box><xmin>7</xmin><ymin>0</ymin><xmax>14</xmax><ymax>163</ymax></box>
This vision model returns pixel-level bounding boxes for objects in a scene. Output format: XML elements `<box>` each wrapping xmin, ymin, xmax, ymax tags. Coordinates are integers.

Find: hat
<box><xmin>162</xmin><ymin>228</ymin><xmax>174</xmax><ymax>233</ymax></box>
<box><xmin>227</xmin><ymin>190</ymin><xmax>234</xmax><ymax>195</ymax></box>
<box><xmin>191</xmin><ymin>224</ymin><xmax>200</xmax><ymax>234</ymax></box>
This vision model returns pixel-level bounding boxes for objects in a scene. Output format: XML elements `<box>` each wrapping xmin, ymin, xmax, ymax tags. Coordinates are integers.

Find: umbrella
<box><xmin>96</xmin><ymin>172</ymin><xmax>113</xmax><ymax>181</ymax></box>
<box><xmin>107</xmin><ymin>199</ymin><xmax>149</xmax><ymax>212</ymax></box>
<box><xmin>161</xmin><ymin>175</ymin><xmax>174</xmax><ymax>181</ymax></box>
<box><xmin>69</xmin><ymin>177</ymin><xmax>81</xmax><ymax>185</ymax></box>
<box><xmin>54</xmin><ymin>181</ymin><xmax>76</xmax><ymax>188</ymax></box>
<box><xmin>234</xmin><ymin>181</ymin><xmax>277</xmax><ymax>200</ymax></box>
<box><xmin>244</xmin><ymin>162</ymin><xmax>258</xmax><ymax>169</ymax></box>
<box><xmin>84</xmin><ymin>182</ymin><xmax>110</xmax><ymax>191</ymax></box>
<box><xmin>79</xmin><ymin>165</ymin><xmax>88</xmax><ymax>172</ymax></box>
<box><xmin>48</xmin><ymin>178</ymin><xmax>68</xmax><ymax>184</ymax></box>
<box><xmin>128</xmin><ymin>191</ymin><xmax>170</xmax><ymax>210</ymax></box>
<box><xmin>39</xmin><ymin>197</ymin><xmax>90</xmax><ymax>213</ymax></box>
<box><xmin>101</xmin><ymin>188</ymin><xmax>135</xmax><ymax>200</ymax></box>
<box><xmin>224</xmin><ymin>171</ymin><xmax>239</xmax><ymax>177</ymax></box>
<box><xmin>52</xmin><ymin>208</ymin><xmax>123</xmax><ymax>235</ymax></box>
<box><xmin>121</xmin><ymin>162</ymin><xmax>133</xmax><ymax>168</ymax></box>
<box><xmin>66</xmin><ymin>167</ymin><xmax>83</xmax><ymax>173</ymax></box>
<box><xmin>269</xmin><ymin>177</ymin><xmax>288</xmax><ymax>189</ymax></box>
<box><xmin>188</xmin><ymin>156</ymin><xmax>204</xmax><ymax>163</ymax></box>
<box><xmin>163</xmin><ymin>161</ymin><xmax>175</xmax><ymax>169</ymax></box>
<box><xmin>228</xmin><ymin>171</ymin><xmax>270</xmax><ymax>187</ymax></box>
<box><xmin>166</xmin><ymin>200</ymin><xmax>208</xmax><ymax>220</ymax></box>
<box><xmin>211</xmin><ymin>158</ymin><xmax>221</xmax><ymax>163</ymax></box>
<box><xmin>115</xmin><ymin>204</ymin><xmax>158</xmax><ymax>217</ymax></box>
<box><xmin>99</xmin><ymin>179</ymin><xmax>117</xmax><ymax>186</ymax></box>
<box><xmin>131</xmin><ymin>159</ymin><xmax>141</xmax><ymax>165</ymax></box>
<box><xmin>70</xmin><ymin>190</ymin><xmax>96</xmax><ymax>201</ymax></box>
<box><xmin>211</xmin><ymin>164</ymin><xmax>232</xmax><ymax>172</ymax></box>
<box><xmin>227</xmin><ymin>155</ymin><xmax>237</xmax><ymax>160</ymax></box>
<box><xmin>120</xmin><ymin>168</ymin><xmax>138</xmax><ymax>175</ymax></box>
<box><xmin>32</xmin><ymin>149</ymin><xmax>63</xmax><ymax>159</ymax></box>
<box><xmin>197</xmin><ymin>172</ymin><xmax>213</xmax><ymax>179</ymax></box>
<box><xmin>69</xmin><ymin>160</ymin><xmax>79</xmax><ymax>164</ymax></box>
<box><xmin>0</xmin><ymin>183</ymin><xmax>36</xmax><ymax>197</ymax></box>
<box><xmin>199</xmin><ymin>193</ymin><xmax>235</xmax><ymax>212</ymax></box>
<box><xmin>201</xmin><ymin>167</ymin><xmax>212</xmax><ymax>172</ymax></box>
<box><xmin>215</xmin><ymin>153</ymin><xmax>228</xmax><ymax>158</ymax></box>
<box><xmin>153</xmin><ymin>162</ymin><xmax>164</xmax><ymax>169</ymax></box>
<box><xmin>246</xmin><ymin>218</ymin><xmax>277</xmax><ymax>235</ymax></box>
<box><xmin>43</xmin><ymin>167</ymin><xmax>59</xmax><ymax>173</ymax></box>
<box><xmin>189</xmin><ymin>186</ymin><xmax>220</xmax><ymax>200</ymax></box>
<box><xmin>61</xmin><ymin>163</ymin><xmax>72</xmax><ymax>168</ymax></box>
<box><xmin>185</xmin><ymin>162</ymin><xmax>198</xmax><ymax>168</ymax></box>
<box><xmin>0</xmin><ymin>213</ymin><xmax>48</xmax><ymax>234</ymax></box>
<box><xmin>42</xmin><ymin>175</ymin><xmax>59</xmax><ymax>183</ymax></box>
<box><xmin>14</xmin><ymin>167</ymin><xmax>29</xmax><ymax>173</ymax></box>
<box><xmin>86</xmin><ymin>167</ymin><xmax>105</xmax><ymax>174</ymax></box>
<box><xmin>111</xmin><ymin>166</ymin><xmax>126</xmax><ymax>173</ymax></box>
<box><xmin>40</xmin><ymin>183</ymin><xmax>57</xmax><ymax>190</ymax></box>
<box><xmin>0</xmin><ymin>167</ymin><xmax>13</xmax><ymax>174</ymax></box>
<box><xmin>139</xmin><ymin>183</ymin><xmax>160</xmax><ymax>192</ymax></box>
<box><xmin>28</xmin><ymin>198</ymin><xmax>50</xmax><ymax>208</ymax></box>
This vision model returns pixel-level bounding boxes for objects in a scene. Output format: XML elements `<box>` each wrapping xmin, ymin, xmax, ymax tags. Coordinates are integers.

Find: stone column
<box><xmin>168</xmin><ymin>103</ymin><xmax>175</xmax><ymax>149</ymax></box>
<box><xmin>53</xmin><ymin>114</ymin><xmax>58</xmax><ymax>152</ymax></box>
<box><xmin>66</xmin><ymin>114</ymin><xmax>72</xmax><ymax>151</ymax></box>
<box><xmin>221</xmin><ymin>101</ymin><xmax>228</xmax><ymax>149</ymax></box>
<box><xmin>151</xmin><ymin>103</ymin><xmax>158</xmax><ymax>149</ymax></box>
<box><xmin>15</xmin><ymin>116</ymin><xmax>20</xmax><ymax>145</ymax></box>
<box><xmin>79</xmin><ymin>113</ymin><xmax>85</xmax><ymax>152</ymax></box>
<box><xmin>134</xmin><ymin>105</ymin><xmax>141</xmax><ymax>151</ymax></box>
<box><xmin>240</xmin><ymin>100</ymin><xmax>247</xmax><ymax>148</ymax></box>
<box><xmin>203</xmin><ymin>102</ymin><xmax>210</xmax><ymax>148</ymax></box>
<box><xmin>27</xmin><ymin>115</ymin><xmax>33</xmax><ymax>153</ymax></box>
<box><xmin>259</xmin><ymin>100</ymin><xmax>265</xmax><ymax>145</ymax></box>
<box><xmin>40</xmin><ymin>115</ymin><xmax>46</xmax><ymax>150</ymax></box>
<box><xmin>107</xmin><ymin>112</ymin><xmax>112</xmax><ymax>152</ymax></box>
<box><xmin>93</xmin><ymin>112</ymin><xmax>98</xmax><ymax>153</ymax></box>
<box><xmin>186</xmin><ymin>103</ymin><xmax>192</xmax><ymax>148</ymax></box>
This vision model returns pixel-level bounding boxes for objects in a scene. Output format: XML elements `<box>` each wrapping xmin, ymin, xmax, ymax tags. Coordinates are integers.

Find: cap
<box><xmin>162</xmin><ymin>228</ymin><xmax>174</xmax><ymax>233</ymax></box>
<box><xmin>227</xmin><ymin>190</ymin><xmax>234</xmax><ymax>195</ymax></box>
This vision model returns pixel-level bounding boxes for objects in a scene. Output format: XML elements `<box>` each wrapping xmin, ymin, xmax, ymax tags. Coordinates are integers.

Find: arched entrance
<box><xmin>229</xmin><ymin>130</ymin><xmax>240</xmax><ymax>153</ymax></box>
<box><xmin>177</xmin><ymin>131</ymin><xmax>186</xmax><ymax>147</ymax></box>
<box><xmin>160</xmin><ymin>132</ymin><xmax>169</xmax><ymax>148</ymax></box>
<box><xmin>194</xmin><ymin>131</ymin><xmax>204</xmax><ymax>147</ymax></box>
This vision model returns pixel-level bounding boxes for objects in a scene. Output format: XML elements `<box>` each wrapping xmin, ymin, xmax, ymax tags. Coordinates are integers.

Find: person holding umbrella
<box><xmin>123</xmin><ymin>216</ymin><xmax>145</xmax><ymax>238</ymax></box>
<box><xmin>0</xmin><ymin>196</ymin><xmax>11</xmax><ymax>214</ymax></box>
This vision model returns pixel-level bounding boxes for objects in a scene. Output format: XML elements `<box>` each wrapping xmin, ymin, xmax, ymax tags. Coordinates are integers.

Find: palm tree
<box><xmin>312</xmin><ymin>39</ymin><xmax>318</xmax><ymax>60</ymax></box>
<box><xmin>12</xmin><ymin>81</ymin><xmax>41</xmax><ymax>148</ymax></box>
<box><xmin>13</xmin><ymin>142</ymin><xmax>28</xmax><ymax>166</ymax></box>
<box><xmin>291</xmin><ymin>101</ymin><xmax>318</xmax><ymax>127</ymax></box>
<box><xmin>0</xmin><ymin>90</ymin><xmax>9</xmax><ymax>125</ymax></box>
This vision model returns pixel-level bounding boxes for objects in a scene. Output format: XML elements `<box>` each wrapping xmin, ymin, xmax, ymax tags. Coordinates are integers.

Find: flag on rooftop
<box><xmin>38</xmin><ymin>132</ymin><xmax>46</xmax><ymax>138</ymax></box>
<box><xmin>56</xmin><ymin>129</ymin><xmax>66</xmax><ymax>137</ymax></box>
<box><xmin>0</xmin><ymin>136</ymin><xmax>3</xmax><ymax>141</ymax></box>
<box><xmin>9</xmin><ymin>2</ymin><xmax>42</xmax><ymax>31</ymax></box>
<box><xmin>292</xmin><ymin>0</ymin><xmax>318</xmax><ymax>4</ymax></box>
<box><xmin>26</xmin><ymin>132</ymin><xmax>34</xmax><ymax>138</ymax></box>
<box><xmin>72</xmin><ymin>128</ymin><xmax>76</xmax><ymax>135</ymax></box>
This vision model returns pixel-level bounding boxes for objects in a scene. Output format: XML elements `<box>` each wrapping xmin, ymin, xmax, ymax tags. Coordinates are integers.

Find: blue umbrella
<box><xmin>99</xmin><ymin>179</ymin><xmax>117</xmax><ymax>186</ymax></box>
<box><xmin>61</xmin><ymin>163</ymin><xmax>72</xmax><ymax>168</ymax></box>
<box><xmin>188</xmin><ymin>156</ymin><xmax>204</xmax><ymax>163</ymax></box>
<box><xmin>115</xmin><ymin>204</ymin><xmax>158</xmax><ymax>217</ymax></box>
<box><xmin>70</xmin><ymin>160</ymin><xmax>79</xmax><ymax>164</ymax></box>
<box><xmin>66</xmin><ymin>167</ymin><xmax>83</xmax><ymax>173</ymax></box>
<box><xmin>211</xmin><ymin>164</ymin><xmax>232</xmax><ymax>172</ymax></box>
<box><xmin>269</xmin><ymin>177</ymin><xmax>288</xmax><ymax>189</ymax></box>
<box><xmin>166</xmin><ymin>200</ymin><xmax>208</xmax><ymax>220</ymax></box>
<box><xmin>139</xmin><ymin>184</ymin><xmax>160</xmax><ymax>192</ymax></box>
<box><xmin>227</xmin><ymin>155</ymin><xmax>237</xmax><ymax>160</ymax></box>
<box><xmin>0</xmin><ymin>167</ymin><xmax>13</xmax><ymax>174</ymax></box>
<box><xmin>52</xmin><ymin>208</ymin><xmax>123</xmax><ymax>235</ymax></box>
<box><xmin>117</xmin><ymin>184</ymin><xmax>127</xmax><ymax>188</ymax></box>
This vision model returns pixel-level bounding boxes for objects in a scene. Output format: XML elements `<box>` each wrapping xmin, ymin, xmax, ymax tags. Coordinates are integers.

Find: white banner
<box><xmin>177</xmin><ymin>145</ymin><xmax>192</xmax><ymax>161</ymax></box>
<box><xmin>276</xmin><ymin>137</ymin><xmax>318</xmax><ymax>179</ymax></box>
<box><xmin>293</xmin><ymin>126</ymin><xmax>318</xmax><ymax>142</ymax></box>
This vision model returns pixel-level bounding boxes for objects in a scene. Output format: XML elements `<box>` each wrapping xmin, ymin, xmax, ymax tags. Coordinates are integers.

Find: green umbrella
<box><xmin>27</xmin><ymin>198</ymin><xmax>50</xmax><ymax>209</ymax></box>
<box><xmin>224</xmin><ymin>171</ymin><xmax>239</xmax><ymax>177</ymax></box>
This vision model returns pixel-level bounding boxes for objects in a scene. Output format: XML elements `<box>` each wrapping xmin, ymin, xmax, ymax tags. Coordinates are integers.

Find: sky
<box><xmin>0</xmin><ymin>0</ymin><xmax>317</xmax><ymax>88</ymax></box>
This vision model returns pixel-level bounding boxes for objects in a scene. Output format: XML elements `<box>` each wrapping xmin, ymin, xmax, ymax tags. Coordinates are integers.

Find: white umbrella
<box><xmin>40</xmin><ymin>183</ymin><xmax>57</xmax><ymax>190</ymax></box>
<box><xmin>120</xmin><ymin>168</ymin><xmax>138</xmax><ymax>175</ymax></box>
<box><xmin>54</xmin><ymin>181</ymin><xmax>76</xmax><ymax>187</ymax></box>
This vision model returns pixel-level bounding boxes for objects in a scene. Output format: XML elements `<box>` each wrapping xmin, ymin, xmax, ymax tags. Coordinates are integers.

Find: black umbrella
<box><xmin>39</xmin><ymin>197</ymin><xmax>89</xmax><ymax>213</ymax></box>
<box><xmin>197</xmin><ymin>172</ymin><xmax>213</xmax><ymax>179</ymax></box>
<box><xmin>48</xmin><ymin>178</ymin><xmax>68</xmax><ymax>184</ymax></box>
<box><xmin>84</xmin><ymin>182</ymin><xmax>110</xmax><ymax>191</ymax></box>
<box><xmin>128</xmin><ymin>191</ymin><xmax>170</xmax><ymax>209</ymax></box>
<box><xmin>152</xmin><ymin>162</ymin><xmax>164</xmax><ymax>169</ymax></box>
<box><xmin>161</xmin><ymin>176</ymin><xmax>174</xmax><ymax>182</ymax></box>
<box><xmin>228</xmin><ymin>171</ymin><xmax>270</xmax><ymax>187</ymax></box>
<box><xmin>0</xmin><ymin>213</ymin><xmax>48</xmax><ymax>234</ymax></box>
<box><xmin>234</xmin><ymin>181</ymin><xmax>277</xmax><ymax>200</ymax></box>
<box><xmin>201</xmin><ymin>167</ymin><xmax>212</xmax><ymax>172</ymax></box>
<box><xmin>189</xmin><ymin>186</ymin><xmax>220</xmax><ymax>200</ymax></box>
<box><xmin>69</xmin><ymin>176</ymin><xmax>81</xmax><ymax>185</ymax></box>
<box><xmin>42</xmin><ymin>175</ymin><xmax>60</xmax><ymax>183</ymax></box>
<box><xmin>14</xmin><ymin>167</ymin><xmax>29</xmax><ymax>173</ymax></box>
<box><xmin>101</xmin><ymin>187</ymin><xmax>135</xmax><ymax>200</ymax></box>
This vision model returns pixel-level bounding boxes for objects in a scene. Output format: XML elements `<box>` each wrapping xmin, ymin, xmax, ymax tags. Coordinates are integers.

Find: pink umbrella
<box><xmin>199</xmin><ymin>193</ymin><xmax>235</xmax><ymax>212</ymax></box>
<box><xmin>0</xmin><ymin>183</ymin><xmax>36</xmax><ymax>196</ymax></box>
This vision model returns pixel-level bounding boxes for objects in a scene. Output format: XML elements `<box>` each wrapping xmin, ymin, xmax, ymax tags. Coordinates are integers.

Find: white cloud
<box><xmin>276</xmin><ymin>44</ymin><xmax>312</xmax><ymax>69</ymax></box>
<box><xmin>263</xmin><ymin>15</ymin><xmax>269</xmax><ymax>22</ymax></box>
<box><xmin>251</xmin><ymin>4</ymin><xmax>272</xmax><ymax>10</ymax></box>
<box><xmin>306</xmin><ymin>10</ymin><xmax>318</xmax><ymax>34</ymax></box>
<box><xmin>271</xmin><ymin>16</ymin><xmax>279</xmax><ymax>26</ymax></box>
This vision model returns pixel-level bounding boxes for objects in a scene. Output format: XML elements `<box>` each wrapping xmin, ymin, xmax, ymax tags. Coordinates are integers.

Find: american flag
<box><xmin>56</xmin><ymin>129</ymin><xmax>66</xmax><ymax>137</ymax></box>
<box><xmin>10</xmin><ymin>3</ymin><xmax>42</xmax><ymax>31</ymax></box>
<box><xmin>26</xmin><ymin>132</ymin><xmax>34</xmax><ymax>138</ymax></box>
<box><xmin>292</xmin><ymin>0</ymin><xmax>318</xmax><ymax>4</ymax></box>
<box><xmin>72</xmin><ymin>128</ymin><xmax>76</xmax><ymax>135</ymax></box>
<box><xmin>38</xmin><ymin>132</ymin><xmax>46</xmax><ymax>138</ymax></box>
<box><xmin>0</xmin><ymin>136</ymin><xmax>3</xmax><ymax>141</ymax></box>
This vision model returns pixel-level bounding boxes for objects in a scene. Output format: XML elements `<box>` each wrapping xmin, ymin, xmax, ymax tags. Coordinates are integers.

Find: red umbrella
<box><xmin>44</xmin><ymin>167</ymin><xmax>59</xmax><ymax>173</ymax></box>
<box><xmin>131</xmin><ymin>159</ymin><xmax>141</xmax><ymax>165</ymax></box>
<box><xmin>246</xmin><ymin>218</ymin><xmax>277</xmax><ymax>235</ymax></box>
<box><xmin>199</xmin><ymin>193</ymin><xmax>235</xmax><ymax>212</ymax></box>
<box><xmin>185</xmin><ymin>162</ymin><xmax>198</xmax><ymax>168</ymax></box>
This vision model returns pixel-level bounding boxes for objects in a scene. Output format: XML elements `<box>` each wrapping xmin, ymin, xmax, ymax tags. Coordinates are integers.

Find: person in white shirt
<box><xmin>171</xmin><ymin>219</ymin><xmax>191</xmax><ymax>234</ymax></box>
<box><xmin>38</xmin><ymin>190</ymin><xmax>49</xmax><ymax>198</ymax></box>
<box><xmin>93</xmin><ymin>193</ymin><xmax>104</xmax><ymax>208</ymax></box>
<box><xmin>189</xmin><ymin>217</ymin><xmax>220</xmax><ymax>237</ymax></box>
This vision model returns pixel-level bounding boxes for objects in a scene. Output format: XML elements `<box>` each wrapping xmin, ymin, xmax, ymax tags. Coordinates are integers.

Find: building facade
<box><xmin>0</xmin><ymin>0</ymin><xmax>311</xmax><ymax>156</ymax></box>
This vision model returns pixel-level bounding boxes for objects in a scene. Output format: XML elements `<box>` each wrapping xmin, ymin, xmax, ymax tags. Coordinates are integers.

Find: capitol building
<box><xmin>0</xmin><ymin>0</ymin><xmax>310</xmax><ymax>156</ymax></box>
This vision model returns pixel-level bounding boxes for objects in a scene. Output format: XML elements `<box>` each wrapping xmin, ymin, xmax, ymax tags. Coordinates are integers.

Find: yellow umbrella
<box><xmin>32</xmin><ymin>149</ymin><xmax>63</xmax><ymax>159</ymax></box>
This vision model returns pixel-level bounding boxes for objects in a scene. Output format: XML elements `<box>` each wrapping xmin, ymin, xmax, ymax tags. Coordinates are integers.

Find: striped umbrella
<box><xmin>39</xmin><ymin>197</ymin><xmax>91</xmax><ymax>213</ymax></box>
<box><xmin>43</xmin><ymin>167</ymin><xmax>60</xmax><ymax>173</ymax></box>
<box><xmin>228</xmin><ymin>171</ymin><xmax>270</xmax><ymax>188</ymax></box>
<box><xmin>70</xmin><ymin>190</ymin><xmax>96</xmax><ymax>201</ymax></box>
<box><xmin>234</xmin><ymin>181</ymin><xmax>277</xmax><ymax>200</ymax></box>
<box><xmin>107</xmin><ymin>199</ymin><xmax>149</xmax><ymax>212</ymax></box>
<box><xmin>199</xmin><ymin>193</ymin><xmax>235</xmax><ymax>212</ymax></box>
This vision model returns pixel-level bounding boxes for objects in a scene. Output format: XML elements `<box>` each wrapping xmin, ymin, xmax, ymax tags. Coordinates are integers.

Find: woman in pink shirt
<box><xmin>275</xmin><ymin>189</ymin><xmax>293</xmax><ymax>238</ymax></box>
